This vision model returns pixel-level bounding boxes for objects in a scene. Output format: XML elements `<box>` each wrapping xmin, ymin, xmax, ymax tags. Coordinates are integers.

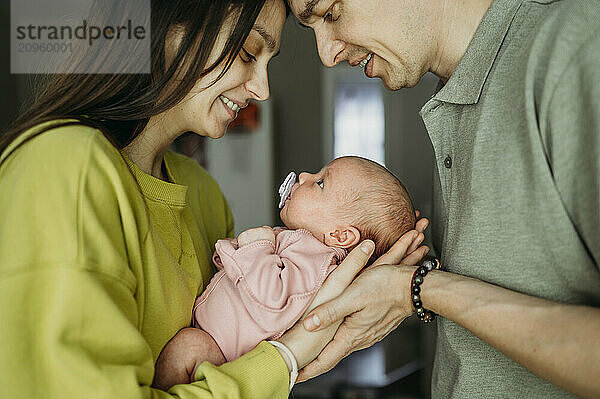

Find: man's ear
<box><xmin>324</xmin><ymin>226</ymin><xmax>361</xmax><ymax>249</ymax></box>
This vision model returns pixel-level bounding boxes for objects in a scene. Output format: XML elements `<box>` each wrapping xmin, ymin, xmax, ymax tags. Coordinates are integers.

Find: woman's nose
<box><xmin>245</xmin><ymin>66</ymin><xmax>270</xmax><ymax>101</ymax></box>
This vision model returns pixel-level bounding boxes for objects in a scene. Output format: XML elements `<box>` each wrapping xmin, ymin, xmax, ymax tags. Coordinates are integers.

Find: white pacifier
<box><xmin>278</xmin><ymin>171</ymin><xmax>296</xmax><ymax>209</ymax></box>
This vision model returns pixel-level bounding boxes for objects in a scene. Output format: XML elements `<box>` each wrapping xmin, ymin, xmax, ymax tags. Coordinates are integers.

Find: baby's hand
<box><xmin>237</xmin><ymin>226</ymin><xmax>275</xmax><ymax>247</ymax></box>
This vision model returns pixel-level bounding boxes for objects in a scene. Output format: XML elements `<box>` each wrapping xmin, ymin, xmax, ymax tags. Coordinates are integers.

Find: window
<box><xmin>334</xmin><ymin>82</ymin><xmax>385</xmax><ymax>165</ymax></box>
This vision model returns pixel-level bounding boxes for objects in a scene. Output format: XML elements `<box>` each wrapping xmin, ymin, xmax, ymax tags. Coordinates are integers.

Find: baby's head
<box><xmin>280</xmin><ymin>156</ymin><xmax>416</xmax><ymax>259</ymax></box>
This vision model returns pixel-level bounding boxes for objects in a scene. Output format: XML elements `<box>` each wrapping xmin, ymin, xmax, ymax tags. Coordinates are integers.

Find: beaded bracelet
<box><xmin>411</xmin><ymin>257</ymin><xmax>442</xmax><ymax>323</ymax></box>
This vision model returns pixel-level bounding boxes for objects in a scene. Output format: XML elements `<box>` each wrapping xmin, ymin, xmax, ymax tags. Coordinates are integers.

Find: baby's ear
<box><xmin>325</xmin><ymin>226</ymin><xmax>361</xmax><ymax>249</ymax></box>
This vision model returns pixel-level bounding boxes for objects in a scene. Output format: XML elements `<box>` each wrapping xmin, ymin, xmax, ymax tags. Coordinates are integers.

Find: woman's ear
<box><xmin>324</xmin><ymin>226</ymin><xmax>361</xmax><ymax>249</ymax></box>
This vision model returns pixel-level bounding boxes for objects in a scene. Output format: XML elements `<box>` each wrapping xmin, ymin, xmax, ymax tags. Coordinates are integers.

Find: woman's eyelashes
<box><xmin>240</xmin><ymin>48</ymin><xmax>256</xmax><ymax>63</ymax></box>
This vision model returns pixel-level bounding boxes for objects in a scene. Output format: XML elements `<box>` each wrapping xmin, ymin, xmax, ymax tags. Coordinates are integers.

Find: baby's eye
<box><xmin>316</xmin><ymin>179</ymin><xmax>324</xmax><ymax>189</ymax></box>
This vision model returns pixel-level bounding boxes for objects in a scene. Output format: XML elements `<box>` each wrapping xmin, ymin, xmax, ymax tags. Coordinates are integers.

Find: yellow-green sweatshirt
<box><xmin>0</xmin><ymin>120</ymin><xmax>289</xmax><ymax>398</ymax></box>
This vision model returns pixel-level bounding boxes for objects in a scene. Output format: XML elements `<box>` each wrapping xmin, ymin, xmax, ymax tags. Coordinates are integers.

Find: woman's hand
<box><xmin>296</xmin><ymin>214</ymin><xmax>430</xmax><ymax>381</ymax></box>
<box><xmin>274</xmin><ymin>240</ymin><xmax>376</xmax><ymax>370</ymax></box>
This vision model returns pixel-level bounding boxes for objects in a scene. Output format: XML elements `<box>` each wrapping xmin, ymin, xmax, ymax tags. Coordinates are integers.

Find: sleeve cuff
<box><xmin>194</xmin><ymin>341</ymin><xmax>289</xmax><ymax>398</ymax></box>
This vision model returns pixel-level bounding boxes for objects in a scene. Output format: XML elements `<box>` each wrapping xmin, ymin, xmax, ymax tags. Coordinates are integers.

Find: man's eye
<box><xmin>324</xmin><ymin>11</ymin><xmax>338</xmax><ymax>22</ymax></box>
<box><xmin>323</xmin><ymin>4</ymin><xmax>340</xmax><ymax>22</ymax></box>
<box><xmin>240</xmin><ymin>48</ymin><xmax>256</xmax><ymax>63</ymax></box>
<box><xmin>317</xmin><ymin>179</ymin><xmax>324</xmax><ymax>188</ymax></box>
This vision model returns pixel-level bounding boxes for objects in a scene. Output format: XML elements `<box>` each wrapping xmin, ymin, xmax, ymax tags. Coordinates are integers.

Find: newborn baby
<box><xmin>153</xmin><ymin>156</ymin><xmax>416</xmax><ymax>390</ymax></box>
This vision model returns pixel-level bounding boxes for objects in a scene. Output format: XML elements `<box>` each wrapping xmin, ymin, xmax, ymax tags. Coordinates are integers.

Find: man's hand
<box><xmin>297</xmin><ymin>215</ymin><xmax>429</xmax><ymax>381</ymax></box>
<box><xmin>237</xmin><ymin>226</ymin><xmax>275</xmax><ymax>247</ymax></box>
<box><xmin>373</xmin><ymin>210</ymin><xmax>429</xmax><ymax>268</ymax></box>
<box><xmin>275</xmin><ymin>240</ymin><xmax>376</xmax><ymax>370</ymax></box>
<box><xmin>297</xmin><ymin>264</ymin><xmax>416</xmax><ymax>381</ymax></box>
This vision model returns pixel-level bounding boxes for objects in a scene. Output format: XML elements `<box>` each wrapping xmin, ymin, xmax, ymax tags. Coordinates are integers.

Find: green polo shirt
<box><xmin>419</xmin><ymin>0</ymin><xmax>600</xmax><ymax>397</ymax></box>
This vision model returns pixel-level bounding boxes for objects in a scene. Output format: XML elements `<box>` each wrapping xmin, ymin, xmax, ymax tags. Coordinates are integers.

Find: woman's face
<box><xmin>168</xmin><ymin>0</ymin><xmax>286</xmax><ymax>139</ymax></box>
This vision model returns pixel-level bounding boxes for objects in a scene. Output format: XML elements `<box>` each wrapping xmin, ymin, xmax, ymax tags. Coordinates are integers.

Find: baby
<box><xmin>153</xmin><ymin>156</ymin><xmax>416</xmax><ymax>390</ymax></box>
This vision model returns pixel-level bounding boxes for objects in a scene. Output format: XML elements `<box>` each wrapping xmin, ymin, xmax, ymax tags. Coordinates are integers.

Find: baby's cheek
<box><xmin>292</xmin><ymin>207</ymin><xmax>320</xmax><ymax>231</ymax></box>
<box><xmin>282</xmin><ymin>204</ymin><xmax>303</xmax><ymax>229</ymax></box>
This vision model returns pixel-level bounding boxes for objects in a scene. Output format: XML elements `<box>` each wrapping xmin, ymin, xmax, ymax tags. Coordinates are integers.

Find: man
<box><xmin>286</xmin><ymin>0</ymin><xmax>600</xmax><ymax>397</ymax></box>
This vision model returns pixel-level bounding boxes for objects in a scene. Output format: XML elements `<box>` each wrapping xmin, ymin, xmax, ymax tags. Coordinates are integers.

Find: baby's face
<box><xmin>280</xmin><ymin>158</ymin><xmax>362</xmax><ymax>237</ymax></box>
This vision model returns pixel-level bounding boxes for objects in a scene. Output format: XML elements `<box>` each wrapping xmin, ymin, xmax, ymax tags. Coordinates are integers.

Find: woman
<box><xmin>0</xmin><ymin>0</ymin><xmax>428</xmax><ymax>397</ymax></box>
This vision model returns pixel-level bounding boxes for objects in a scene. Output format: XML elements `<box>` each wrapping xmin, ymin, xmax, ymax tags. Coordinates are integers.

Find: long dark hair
<box><xmin>0</xmin><ymin>0</ymin><xmax>271</xmax><ymax>161</ymax></box>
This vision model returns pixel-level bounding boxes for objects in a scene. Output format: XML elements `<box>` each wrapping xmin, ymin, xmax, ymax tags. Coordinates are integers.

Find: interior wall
<box><xmin>205</xmin><ymin>101</ymin><xmax>275</xmax><ymax>235</ymax></box>
<box><xmin>384</xmin><ymin>73</ymin><xmax>438</xmax><ymax>219</ymax></box>
<box><xmin>270</xmin><ymin>18</ymin><xmax>325</xmax><ymax>223</ymax></box>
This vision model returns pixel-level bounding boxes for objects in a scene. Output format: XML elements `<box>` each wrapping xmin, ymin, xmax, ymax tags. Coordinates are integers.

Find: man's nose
<box><xmin>314</xmin><ymin>27</ymin><xmax>345</xmax><ymax>67</ymax></box>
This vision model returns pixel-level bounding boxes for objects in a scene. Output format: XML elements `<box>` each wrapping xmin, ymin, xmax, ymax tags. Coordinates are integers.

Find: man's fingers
<box><xmin>405</xmin><ymin>232</ymin><xmax>424</xmax><ymax>255</ymax></box>
<box><xmin>321</xmin><ymin>240</ymin><xmax>374</xmax><ymax>294</ymax></box>
<box><xmin>297</xmin><ymin>337</ymin><xmax>350</xmax><ymax>382</ymax></box>
<box><xmin>400</xmin><ymin>245</ymin><xmax>429</xmax><ymax>265</ymax></box>
<box><xmin>302</xmin><ymin>241</ymin><xmax>372</xmax><ymax>331</ymax></box>
<box><xmin>373</xmin><ymin>230</ymin><xmax>417</xmax><ymax>266</ymax></box>
<box><xmin>415</xmin><ymin>217</ymin><xmax>429</xmax><ymax>233</ymax></box>
<box><xmin>303</xmin><ymin>287</ymin><xmax>361</xmax><ymax>331</ymax></box>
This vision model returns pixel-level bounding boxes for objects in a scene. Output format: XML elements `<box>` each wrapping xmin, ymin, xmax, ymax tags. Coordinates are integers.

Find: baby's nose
<box><xmin>298</xmin><ymin>172</ymin><xmax>310</xmax><ymax>184</ymax></box>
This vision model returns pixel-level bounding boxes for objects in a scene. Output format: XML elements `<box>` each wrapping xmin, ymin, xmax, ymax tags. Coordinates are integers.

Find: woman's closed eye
<box><xmin>240</xmin><ymin>48</ymin><xmax>256</xmax><ymax>63</ymax></box>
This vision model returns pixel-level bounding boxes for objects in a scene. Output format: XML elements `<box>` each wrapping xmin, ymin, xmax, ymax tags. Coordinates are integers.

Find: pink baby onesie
<box><xmin>193</xmin><ymin>228</ymin><xmax>347</xmax><ymax>362</ymax></box>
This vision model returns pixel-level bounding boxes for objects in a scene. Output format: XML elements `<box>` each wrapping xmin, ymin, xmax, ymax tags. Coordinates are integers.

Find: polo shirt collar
<box><xmin>433</xmin><ymin>0</ymin><xmax>525</xmax><ymax>105</ymax></box>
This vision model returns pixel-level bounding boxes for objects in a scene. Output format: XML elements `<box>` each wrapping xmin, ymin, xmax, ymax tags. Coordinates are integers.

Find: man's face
<box><xmin>287</xmin><ymin>0</ymin><xmax>436</xmax><ymax>90</ymax></box>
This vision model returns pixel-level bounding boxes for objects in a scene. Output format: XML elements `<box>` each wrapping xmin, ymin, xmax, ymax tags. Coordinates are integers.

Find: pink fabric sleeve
<box><xmin>213</xmin><ymin>229</ymin><xmax>345</xmax><ymax>333</ymax></box>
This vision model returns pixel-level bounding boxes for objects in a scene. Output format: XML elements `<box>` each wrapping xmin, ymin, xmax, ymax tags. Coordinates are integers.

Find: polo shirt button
<box><xmin>444</xmin><ymin>155</ymin><xmax>452</xmax><ymax>168</ymax></box>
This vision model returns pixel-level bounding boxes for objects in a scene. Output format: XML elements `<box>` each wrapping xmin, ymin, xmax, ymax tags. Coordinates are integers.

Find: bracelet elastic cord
<box><xmin>411</xmin><ymin>257</ymin><xmax>442</xmax><ymax>323</ymax></box>
<box><xmin>268</xmin><ymin>340</ymin><xmax>298</xmax><ymax>392</ymax></box>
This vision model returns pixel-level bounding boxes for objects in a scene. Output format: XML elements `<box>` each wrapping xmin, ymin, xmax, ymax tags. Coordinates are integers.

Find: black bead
<box><xmin>423</xmin><ymin>260</ymin><xmax>434</xmax><ymax>271</ymax></box>
<box><xmin>412</xmin><ymin>285</ymin><xmax>421</xmax><ymax>294</ymax></box>
<box><xmin>412</xmin><ymin>293</ymin><xmax>420</xmax><ymax>302</ymax></box>
<box><xmin>418</xmin><ymin>267</ymin><xmax>428</xmax><ymax>276</ymax></box>
<box><xmin>416</xmin><ymin>307</ymin><xmax>424</xmax><ymax>315</ymax></box>
<box><xmin>414</xmin><ymin>300</ymin><xmax>422</xmax><ymax>308</ymax></box>
<box><xmin>414</xmin><ymin>275</ymin><xmax>423</xmax><ymax>285</ymax></box>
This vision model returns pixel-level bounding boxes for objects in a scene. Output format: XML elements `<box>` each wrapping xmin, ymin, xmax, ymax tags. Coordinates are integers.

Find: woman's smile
<box><xmin>218</xmin><ymin>95</ymin><xmax>239</xmax><ymax>120</ymax></box>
